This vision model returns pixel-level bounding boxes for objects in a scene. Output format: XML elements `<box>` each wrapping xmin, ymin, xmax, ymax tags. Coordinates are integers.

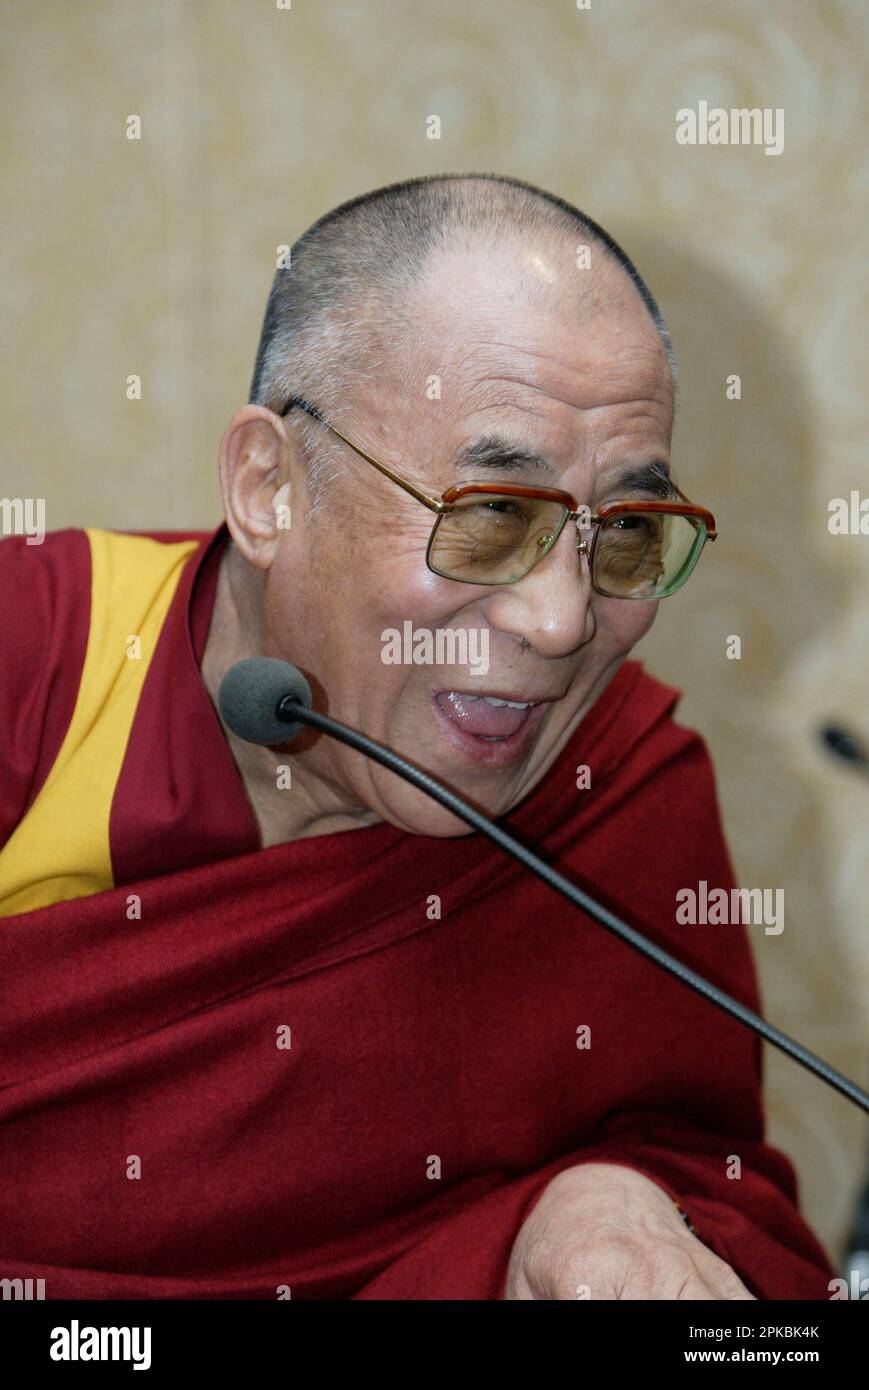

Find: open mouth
<box><xmin>432</xmin><ymin>689</ymin><xmax>554</xmax><ymax>766</ymax></box>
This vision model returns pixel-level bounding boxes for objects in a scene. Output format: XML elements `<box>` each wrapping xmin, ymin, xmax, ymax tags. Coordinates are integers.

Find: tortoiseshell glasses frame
<box><xmin>279</xmin><ymin>395</ymin><xmax>717</xmax><ymax>599</ymax></box>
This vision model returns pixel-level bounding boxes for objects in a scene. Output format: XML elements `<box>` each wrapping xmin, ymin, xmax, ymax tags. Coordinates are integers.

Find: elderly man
<box><xmin>0</xmin><ymin>174</ymin><xmax>834</xmax><ymax>1300</ymax></box>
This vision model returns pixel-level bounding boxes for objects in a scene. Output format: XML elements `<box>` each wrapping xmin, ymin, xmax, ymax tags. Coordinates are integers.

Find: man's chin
<box><xmin>368</xmin><ymin>699</ymin><xmax>577</xmax><ymax>835</ymax></box>
<box><xmin>369</xmin><ymin>755</ymin><xmax>547</xmax><ymax>839</ymax></box>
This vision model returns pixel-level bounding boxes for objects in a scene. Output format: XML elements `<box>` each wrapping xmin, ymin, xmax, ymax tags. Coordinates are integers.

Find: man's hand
<box><xmin>504</xmin><ymin>1161</ymin><xmax>756</xmax><ymax>1300</ymax></box>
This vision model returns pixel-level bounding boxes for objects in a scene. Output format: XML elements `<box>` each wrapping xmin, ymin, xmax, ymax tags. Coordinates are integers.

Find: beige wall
<box><xmin>3</xmin><ymin>0</ymin><xmax>867</xmax><ymax>1265</ymax></box>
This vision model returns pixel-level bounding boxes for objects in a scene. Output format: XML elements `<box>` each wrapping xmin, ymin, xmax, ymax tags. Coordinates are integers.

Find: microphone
<box><xmin>820</xmin><ymin>724</ymin><xmax>869</xmax><ymax>779</ymax></box>
<box><xmin>219</xmin><ymin>657</ymin><xmax>869</xmax><ymax>1116</ymax></box>
<box><xmin>220</xmin><ymin>657</ymin><xmax>313</xmax><ymax>745</ymax></box>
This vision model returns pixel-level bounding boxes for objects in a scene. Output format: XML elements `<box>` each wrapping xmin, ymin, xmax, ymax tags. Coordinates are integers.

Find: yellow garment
<box><xmin>0</xmin><ymin>529</ymin><xmax>197</xmax><ymax>917</ymax></box>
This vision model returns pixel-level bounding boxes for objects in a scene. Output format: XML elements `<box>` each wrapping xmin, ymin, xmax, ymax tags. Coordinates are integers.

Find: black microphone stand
<box><xmin>278</xmin><ymin>694</ymin><xmax>869</xmax><ymax>1116</ymax></box>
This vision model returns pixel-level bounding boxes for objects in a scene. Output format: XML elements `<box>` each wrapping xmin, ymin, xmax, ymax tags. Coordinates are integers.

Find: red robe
<box><xmin>0</xmin><ymin>527</ymin><xmax>836</xmax><ymax>1298</ymax></box>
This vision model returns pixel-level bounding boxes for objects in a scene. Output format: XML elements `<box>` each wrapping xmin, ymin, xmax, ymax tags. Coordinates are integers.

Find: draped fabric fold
<box><xmin>0</xmin><ymin>662</ymin><xmax>835</xmax><ymax>1298</ymax></box>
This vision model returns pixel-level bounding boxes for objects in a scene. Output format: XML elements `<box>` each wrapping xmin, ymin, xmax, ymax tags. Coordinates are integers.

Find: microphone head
<box><xmin>820</xmin><ymin>724</ymin><xmax>868</xmax><ymax>771</ymax></box>
<box><xmin>219</xmin><ymin>657</ymin><xmax>312</xmax><ymax>746</ymax></box>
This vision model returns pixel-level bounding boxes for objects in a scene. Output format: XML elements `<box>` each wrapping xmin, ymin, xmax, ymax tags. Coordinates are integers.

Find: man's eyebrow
<box><xmin>602</xmin><ymin>458</ymin><xmax>676</xmax><ymax>500</ymax></box>
<box><xmin>453</xmin><ymin>435</ymin><xmax>554</xmax><ymax>475</ymax></box>
<box><xmin>452</xmin><ymin>438</ymin><xmax>676</xmax><ymax>499</ymax></box>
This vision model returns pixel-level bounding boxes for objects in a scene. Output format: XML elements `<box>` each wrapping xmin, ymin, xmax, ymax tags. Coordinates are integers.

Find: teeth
<box><xmin>461</xmin><ymin>695</ymin><xmax>535</xmax><ymax>709</ymax></box>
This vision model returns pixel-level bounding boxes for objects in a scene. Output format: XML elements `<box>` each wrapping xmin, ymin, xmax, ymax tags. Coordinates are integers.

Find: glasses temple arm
<box><xmin>280</xmin><ymin>396</ymin><xmax>445</xmax><ymax>514</ymax></box>
<box><xmin>673</xmin><ymin>481</ymin><xmax>717</xmax><ymax>540</ymax></box>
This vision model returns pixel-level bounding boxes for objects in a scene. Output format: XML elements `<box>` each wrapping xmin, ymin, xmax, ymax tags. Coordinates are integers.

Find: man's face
<box><xmin>264</xmin><ymin>236</ymin><xmax>675</xmax><ymax>835</ymax></box>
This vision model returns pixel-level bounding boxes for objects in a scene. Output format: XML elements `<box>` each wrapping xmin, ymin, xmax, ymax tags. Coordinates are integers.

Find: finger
<box><xmin>673</xmin><ymin>1280</ymin><xmax>718</xmax><ymax>1300</ymax></box>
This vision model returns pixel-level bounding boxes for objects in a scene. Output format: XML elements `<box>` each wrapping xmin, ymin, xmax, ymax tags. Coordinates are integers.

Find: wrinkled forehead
<box><xmin>365</xmin><ymin>236</ymin><xmax>674</xmax><ymax>454</ymax></box>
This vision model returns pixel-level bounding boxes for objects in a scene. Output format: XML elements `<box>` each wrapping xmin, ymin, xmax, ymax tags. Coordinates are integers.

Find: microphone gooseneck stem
<box><xmin>280</xmin><ymin>695</ymin><xmax>869</xmax><ymax>1116</ymax></box>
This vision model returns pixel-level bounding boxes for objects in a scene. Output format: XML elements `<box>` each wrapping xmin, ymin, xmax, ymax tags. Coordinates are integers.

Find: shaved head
<box><xmin>249</xmin><ymin>174</ymin><xmax>676</xmax><ymax>502</ymax></box>
<box><xmin>215</xmin><ymin>173</ymin><xmax>680</xmax><ymax>841</ymax></box>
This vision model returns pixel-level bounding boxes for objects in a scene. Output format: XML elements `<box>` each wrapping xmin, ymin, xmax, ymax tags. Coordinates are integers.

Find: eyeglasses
<box><xmin>279</xmin><ymin>396</ymin><xmax>717</xmax><ymax>599</ymax></box>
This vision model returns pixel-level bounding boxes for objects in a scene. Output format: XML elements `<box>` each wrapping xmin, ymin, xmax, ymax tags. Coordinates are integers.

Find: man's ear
<box><xmin>218</xmin><ymin>405</ymin><xmax>297</xmax><ymax>570</ymax></box>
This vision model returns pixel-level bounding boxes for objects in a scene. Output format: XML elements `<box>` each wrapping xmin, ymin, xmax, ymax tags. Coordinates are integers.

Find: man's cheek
<box><xmin>603</xmin><ymin>597</ymin><xmax>658</xmax><ymax>649</ymax></box>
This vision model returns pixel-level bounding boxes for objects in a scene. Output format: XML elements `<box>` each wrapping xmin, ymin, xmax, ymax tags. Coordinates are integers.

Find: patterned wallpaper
<box><xmin>3</xmin><ymin>0</ymin><xmax>867</xmax><ymax>1264</ymax></box>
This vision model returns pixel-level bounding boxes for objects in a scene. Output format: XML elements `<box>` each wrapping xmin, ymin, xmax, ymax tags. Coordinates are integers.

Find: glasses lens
<box><xmin>428</xmin><ymin>493</ymin><xmax>569</xmax><ymax>584</ymax></box>
<box><xmin>592</xmin><ymin>512</ymin><xmax>707</xmax><ymax>598</ymax></box>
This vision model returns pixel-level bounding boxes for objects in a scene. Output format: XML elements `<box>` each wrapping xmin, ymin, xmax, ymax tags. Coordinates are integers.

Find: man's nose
<box><xmin>483</xmin><ymin>523</ymin><xmax>595</xmax><ymax>658</ymax></box>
